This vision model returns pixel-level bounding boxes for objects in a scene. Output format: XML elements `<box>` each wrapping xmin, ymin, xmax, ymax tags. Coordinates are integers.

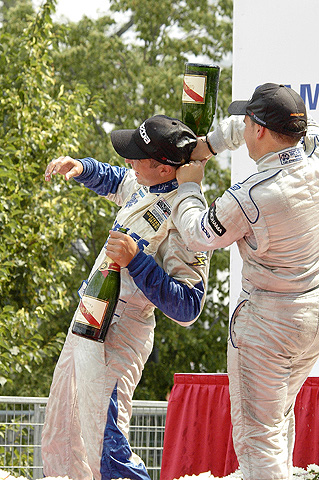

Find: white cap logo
<box><xmin>139</xmin><ymin>122</ymin><xmax>151</xmax><ymax>144</ymax></box>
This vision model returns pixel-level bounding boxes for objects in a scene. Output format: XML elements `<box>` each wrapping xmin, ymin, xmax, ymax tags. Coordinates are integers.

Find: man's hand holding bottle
<box><xmin>106</xmin><ymin>230</ymin><xmax>139</xmax><ymax>268</ymax></box>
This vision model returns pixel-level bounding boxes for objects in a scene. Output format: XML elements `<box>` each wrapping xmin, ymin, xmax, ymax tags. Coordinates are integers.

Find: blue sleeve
<box><xmin>73</xmin><ymin>157</ymin><xmax>127</xmax><ymax>196</ymax></box>
<box><xmin>127</xmin><ymin>250</ymin><xmax>204</xmax><ymax>323</ymax></box>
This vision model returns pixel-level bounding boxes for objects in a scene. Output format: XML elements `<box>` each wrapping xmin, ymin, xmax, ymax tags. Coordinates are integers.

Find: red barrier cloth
<box><xmin>160</xmin><ymin>374</ymin><xmax>237</xmax><ymax>480</ymax></box>
<box><xmin>294</xmin><ymin>376</ymin><xmax>319</xmax><ymax>467</ymax></box>
<box><xmin>160</xmin><ymin>374</ymin><xmax>319</xmax><ymax>480</ymax></box>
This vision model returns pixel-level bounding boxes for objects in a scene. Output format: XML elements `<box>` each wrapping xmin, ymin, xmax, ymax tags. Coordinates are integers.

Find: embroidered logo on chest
<box><xmin>143</xmin><ymin>197</ymin><xmax>172</xmax><ymax>231</ymax></box>
<box><xmin>125</xmin><ymin>187</ymin><xmax>147</xmax><ymax>208</ymax></box>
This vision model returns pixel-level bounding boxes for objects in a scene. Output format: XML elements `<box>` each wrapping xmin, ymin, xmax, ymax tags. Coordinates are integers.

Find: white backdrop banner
<box><xmin>230</xmin><ymin>0</ymin><xmax>319</xmax><ymax>372</ymax></box>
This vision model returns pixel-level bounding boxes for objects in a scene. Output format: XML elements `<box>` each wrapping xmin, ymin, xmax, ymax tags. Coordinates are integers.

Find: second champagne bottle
<box><xmin>71</xmin><ymin>229</ymin><xmax>126</xmax><ymax>342</ymax></box>
<box><xmin>182</xmin><ymin>62</ymin><xmax>220</xmax><ymax>136</ymax></box>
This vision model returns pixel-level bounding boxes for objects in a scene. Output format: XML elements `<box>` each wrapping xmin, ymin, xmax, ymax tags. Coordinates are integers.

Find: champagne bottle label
<box><xmin>107</xmin><ymin>262</ymin><xmax>120</xmax><ymax>272</ymax></box>
<box><xmin>99</xmin><ymin>259</ymin><xmax>121</xmax><ymax>276</ymax></box>
<box><xmin>76</xmin><ymin>294</ymin><xmax>109</xmax><ymax>327</ymax></box>
<box><xmin>182</xmin><ymin>74</ymin><xmax>207</xmax><ymax>104</ymax></box>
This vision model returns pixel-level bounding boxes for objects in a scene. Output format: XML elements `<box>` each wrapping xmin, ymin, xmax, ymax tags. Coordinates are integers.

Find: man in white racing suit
<box><xmin>41</xmin><ymin>115</ymin><xmax>210</xmax><ymax>480</ymax></box>
<box><xmin>172</xmin><ymin>83</ymin><xmax>319</xmax><ymax>480</ymax></box>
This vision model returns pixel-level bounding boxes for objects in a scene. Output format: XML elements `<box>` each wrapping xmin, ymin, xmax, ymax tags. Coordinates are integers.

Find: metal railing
<box><xmin>0</xmin><ymin>396</ymin><xmax>167</xmax><ymax>480</ymax></box>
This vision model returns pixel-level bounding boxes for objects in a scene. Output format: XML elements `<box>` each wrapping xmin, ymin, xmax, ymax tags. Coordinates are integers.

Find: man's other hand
<box><xmin>45</xmin><ymin>156</ymin><xmax>84</xmax><ymax>181</ymax></box>
<box><xmin>176</xmin><ymin>160</ymin><xmax>205</xmax><ymax>185</ymax></box>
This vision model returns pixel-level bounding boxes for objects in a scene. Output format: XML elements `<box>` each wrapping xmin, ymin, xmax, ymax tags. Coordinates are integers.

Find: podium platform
<box><xmin>160</xmin><ymin>374</ymin><xmax>319</xmax><ymax>480</ymax></box>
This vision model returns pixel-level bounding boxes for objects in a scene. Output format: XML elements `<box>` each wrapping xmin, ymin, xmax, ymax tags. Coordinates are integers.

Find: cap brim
<box><xmin>227</xmin><ymin>100</ymin><xmax>249</xmax><ymax>116</ymax></box>
<box><xmin>111</xmin><ymin>129</ymin><xmax>150</xmax><ymax>159</ymax></box>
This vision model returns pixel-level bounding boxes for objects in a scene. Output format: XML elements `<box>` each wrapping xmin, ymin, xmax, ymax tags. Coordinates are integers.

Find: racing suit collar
<box><xmin>256</xmin><ymin>146</ymin><xmax>306</xmax><ymax>172</ymax></box>
<box><xmin>149</xmin><ymin>178</ymin><xmax>179</xmax><ymax>194</ymax></box>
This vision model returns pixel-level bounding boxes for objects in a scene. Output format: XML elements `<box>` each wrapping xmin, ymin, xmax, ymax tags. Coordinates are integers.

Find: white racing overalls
<box><xmin>41</xmin><ymin>159</ymin><xmax>209</xmax><ymax>480</ymax></box>
<box><xmin>172</xmin><ymin>116</ymin><xmax>319</xmax><ymax>480</ymax></box>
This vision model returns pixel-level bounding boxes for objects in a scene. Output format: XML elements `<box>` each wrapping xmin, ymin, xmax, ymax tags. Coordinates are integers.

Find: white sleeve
<box><xmin>172</xmin><ymin>183</ymin><xmax>250</xmax><ymax>252</ymax></box>
<box><xmin>300</xmin><ymin>115</ymin><xmax>319</xmax><ymax>158</ymax></box>
<box><xmin>207</xmin><ymin>115</ymin><xmax>246</xmax><ymax>153</ymax></box>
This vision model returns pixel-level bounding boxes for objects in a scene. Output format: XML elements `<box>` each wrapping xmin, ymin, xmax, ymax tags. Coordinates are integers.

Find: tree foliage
<box><xmin>0</xmin><ymin>0</ymin><xmax>233</xmax><ymax>398</ymax></box>
<box><xmin>0</xmin><ymin>0</ymin><xmax>102</xmax><ymax>392</ymax></box>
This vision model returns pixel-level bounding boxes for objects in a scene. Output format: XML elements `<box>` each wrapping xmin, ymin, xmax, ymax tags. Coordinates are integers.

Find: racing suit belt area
<box><xmin>42</xmin><ymin>169</ymin><xmax>209</xmax><ymax>480</ymax></box>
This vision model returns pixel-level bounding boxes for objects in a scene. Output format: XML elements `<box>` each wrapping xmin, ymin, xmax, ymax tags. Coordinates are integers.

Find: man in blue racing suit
<box><xmin>41</xmin><ymin>115</ymin><xmax>210</xmax><ymax>480</ymax></box>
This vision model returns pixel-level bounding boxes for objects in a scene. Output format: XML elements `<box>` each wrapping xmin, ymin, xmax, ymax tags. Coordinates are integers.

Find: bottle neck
<box><xmin>108</xmin><ymin>262</ymin><xmax>120</xmax><ymax>272</ymax></box>
<box><xmin>99</xmin><ymin>257</ymin><xmax>120</xmax><ymax>274</ymax></box>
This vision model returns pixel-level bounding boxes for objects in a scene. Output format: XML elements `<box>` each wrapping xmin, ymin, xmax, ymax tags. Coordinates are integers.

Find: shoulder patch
<box><xmin>187</xmin><ymin>253</ymin><xmax>208</xmax><ymax>267</ymax></box>
<box><xmin>278</xmin><ymin>147</ymin><xmax>303</xmax><ymax>165</ymax></box>
<box><xmin>208</xmin><ymin>202</ymin><xmax>226</xmax><ymax>237</ymax></box>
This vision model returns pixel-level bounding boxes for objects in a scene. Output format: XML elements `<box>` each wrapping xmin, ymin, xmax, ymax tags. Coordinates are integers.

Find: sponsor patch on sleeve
<box><xmin>208</xmin><ymin>202</ymin><xmax>226</xmax><ymax>237</ymax></box>
<box><xmin>186</xmin><ymin>253</ymin><xmax>208</xmax><ymax>267</ymax></box>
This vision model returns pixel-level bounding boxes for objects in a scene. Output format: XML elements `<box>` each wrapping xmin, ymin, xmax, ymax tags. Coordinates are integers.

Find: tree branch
<box><xmin>113</xmin><ymin>16</ymin><xmax>134</xmax><ymax>37</ymax></box>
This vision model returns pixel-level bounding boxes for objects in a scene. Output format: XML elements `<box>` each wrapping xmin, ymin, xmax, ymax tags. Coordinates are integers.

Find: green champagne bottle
<box><xmin>72</xmin><ymin>249</ymin><xmax>121</xmax><ymax>343</ymax></box>
<box><xmin>182</xmin><ymin>63</ymin><xmax>220</xmax><ymax>136</ymax></box>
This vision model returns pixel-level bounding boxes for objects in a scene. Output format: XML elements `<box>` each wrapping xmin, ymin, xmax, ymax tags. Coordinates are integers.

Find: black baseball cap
<box><xmin>111</xmin><ymin>115</ymin><xmax>197</xmax><ymax>166</ymax></box>
<box><xmin>228</xmin><ymin>83</ymin><xmax>307</xmax><ymax>137</ymax></box>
